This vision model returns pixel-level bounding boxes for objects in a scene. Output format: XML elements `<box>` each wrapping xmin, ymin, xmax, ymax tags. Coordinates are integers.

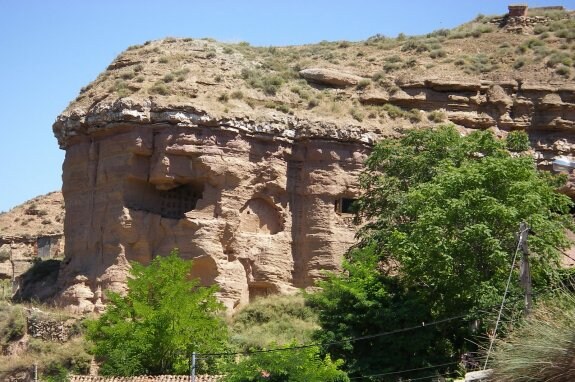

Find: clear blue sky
<box><xmin>0</xmin><ymin>0</ymin><xmax>572</xmax><ymax>212</ymax></box>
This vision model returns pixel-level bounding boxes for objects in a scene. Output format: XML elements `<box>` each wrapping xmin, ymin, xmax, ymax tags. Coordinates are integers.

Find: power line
<box><xmin>198</xmin><ymin>313</ymin><xmax>470</xmax><ymax>358</ymax></box>
<box><xmin>562</xmin><ymin>251</ymin><xmax>575</xmax><ymax>264</ymax></box>
<box><xmin>198</xmin><ymin>299</ymin><xmax>526</xmax><ymax>360</ymax></box>
<box><xmin>483</xmin><ymin>224</ymin><xmax>528</xmax><ymax>369</ymax></box>
<box><xmin>348</xmin><ymin>361</ymin><xmax>460</xmax><ymax>380</ymax></box>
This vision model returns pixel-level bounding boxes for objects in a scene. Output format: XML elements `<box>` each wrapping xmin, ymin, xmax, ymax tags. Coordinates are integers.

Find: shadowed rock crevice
<box><xmin>124</xmin><ymin>179</ymin><xmax>204</xmax><ymax>219</ymax></box>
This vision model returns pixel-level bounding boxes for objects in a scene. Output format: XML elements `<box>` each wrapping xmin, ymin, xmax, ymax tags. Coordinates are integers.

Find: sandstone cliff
<box><xmin>50</xmin><ymin>8</ymin><xmax>575</xmax><ymax>312</ymax></box>
<box><xmin>0</xmin><ymin>192</ymin><xmax>64</xmax><ymax>287</ymax></box>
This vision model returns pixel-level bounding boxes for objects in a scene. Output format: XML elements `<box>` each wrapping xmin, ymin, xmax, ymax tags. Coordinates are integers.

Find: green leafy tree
<box><xmin>86</xmin><ymin>250</ymin><xmax>228</xmax><ymax>376</ymax></box>
<box><xmin>223</xmin><ymin>343</ymin><xmax>349</xmax><ymax>382</ymax></box>
<box><xmin>308</xmin><ymin>125</ymin><xmax>573</xmax><ymax>379</ymax></box>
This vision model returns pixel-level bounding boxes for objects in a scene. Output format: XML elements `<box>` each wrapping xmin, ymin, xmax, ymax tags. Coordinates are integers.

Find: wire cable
<box><xmin>483</xmin><ymin>224</ymin><xmax>528</xmax><ymax>369</ymax></box>
<box><xmin>198</xmin><ymin>313</ymin><xmax>469</xmax><ymax>358</ymax></box>
<box><xmin>562</xmin><ymin>251</ymin><xmax>575</xmax><ymax>264</ymax></box>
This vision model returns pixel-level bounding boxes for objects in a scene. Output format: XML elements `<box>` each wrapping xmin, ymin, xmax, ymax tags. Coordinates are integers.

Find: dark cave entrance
<box><xmin>124</xmin><ymin>179</ymin><xmax>204</xmax><ymax>219</ymax></box>
<box><xmin>335</xmin><ymin>197</ymin><xmax>357</xmax><ymax>214</ymax></box>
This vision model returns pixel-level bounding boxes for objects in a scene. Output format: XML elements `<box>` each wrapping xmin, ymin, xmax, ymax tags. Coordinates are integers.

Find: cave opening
<box><xmin>124</xmin><ymin>179</ymin><xmax>205</xmax><ymax>219</ymax></box>
<box><xmin>335</xmin><ymin>198</ymin><xmax>358</xmax><ymax>214</ymax></box>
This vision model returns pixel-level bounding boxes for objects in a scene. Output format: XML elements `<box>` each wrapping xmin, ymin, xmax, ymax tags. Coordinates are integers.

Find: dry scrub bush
<box><xmin>491</xmin><ymin>292</ymin><xmax>575</xmax><ymax>382</ymax></box>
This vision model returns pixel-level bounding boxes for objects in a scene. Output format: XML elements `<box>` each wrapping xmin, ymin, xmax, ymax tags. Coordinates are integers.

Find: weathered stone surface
<box><xmin>55</xmin><ymin>118</ymin><xmax>366</xmax><ymax>313</ymax></box>
<box><xmin>48</xmin><ymin>31</ymin><xmax>575</xmax><ymax>314</ymax></box>
<box><xmin>299</xmin><ymin>68</ymin><xmax>363</xmax><ymax>87</ymax></box>
<box><xmin>52</xmin><ymin>71</ymin><xmax>575</xmax><ymax>313</ymax></box>
<box><xmin>359</xmin><ymin>89</ymin><xmax>390</xmax><ymax>105</ymax></box>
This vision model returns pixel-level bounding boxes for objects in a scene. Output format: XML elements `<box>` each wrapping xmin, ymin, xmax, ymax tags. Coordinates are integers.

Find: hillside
<box><xmin>55</xmin><ymin>7</ymin><xmax>574</xmax><ymax>148</ymax></box>
<box><xmin>43</xmin><ymin>6</ymin><xmax>575</xmax><ymax>314</ymax></box>
<box><xmin>0</xmin><ymin>192</ymin><xmax>64</xmax><ymax>239</ymax></box>
<box><xmin>1</xmin><ymin>6</ymin><xmax>575</xmax><ymax>381</ymax></box>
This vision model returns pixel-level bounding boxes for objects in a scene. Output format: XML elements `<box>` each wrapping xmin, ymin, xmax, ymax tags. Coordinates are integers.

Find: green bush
<box><xmin>43</xmin><ymin>362</ymin><xmax>70</xmax><ymax>382</ymax></box>
<box><xmin>149</xmin><ymin>82</ymin><xmax>170</xmax><ymax>95</ymax></box>
<box><xmin>465</xmin><ymin>54</ymin><xmax>496</xmax><ymax>74</ymax></box>
<box><xmin>382</xmin><ymin>103</ymin><xmax>405</xmax><ymax>119</ymax></box>
<box><xmin>0</xmin><ymin>304</ymin><xmax>26</xmax><ymax>343</ymax></box>
<box><xmin>383</xmin><ymin>61</ymin><xmax>402</xmax><ymax>73</ymax></box>
<box><xmin>401</xmin><ymin>40</ymin><xmax>430</xmax><ymax>53</ymax></box>
<box><xmin>111</xmin><ymin>80</ymin><xmax>132</xmax><ymax>97</ymax></box>
<box><xmin>382</xmin><ymin>104</ymin><xmax>420</xmax><ymax>121</ymax></box>
<box><xmin>275</xmin><ymin>103</ymin><xmax>290</xmax><ymax>113</ymax></box>
<box><xmin>230</xmin><ymin>294</ymin><xmax>319</xmax><ymax>351</ymax></box>
<box><xmin>506</xmin><ymin>131</ymin><xmax>530</xmax><ymax>152</ymax></box>
<box><xmin>173</xmin><ymin>68</ymin><xmax>190</xmax><ymax>82</ymax></box>
<box><xmin>241</xmin><ymin>68</ymin><xmax>285</xmax><ymax>96</ymax></box>
<box><xmin>428</xmin><ymin>110</ymin><xmax>446</xmax><ymax>123</ymax></box>
<box><xmin>309</xmin><ymin>126</ymin><xmax>573</xmax><ymax>379</ymax></box>
<box><xmin>350</xmin><ymin>108</ymin><xmax>364</xmax><ymax>122</ymax></box>
<box><xmin>162</xmin><ymin>73</ymin><xmax>175</xmax><ymax>83</ymax></box>
<box><xmin>556</xmin><ymin>65</ymin><xmax>571</xmax><ymax>77</ymax></box>
<box><xmin>429</xmin><ymin>49</ymin><xmax>446</xmax><ymax>59</ymax></box>
<box><xmin>231</xmin><ymin>90</ymin><xmax>244</xmax><ymax>99</ymax></box>
<box><xmin>547</xmin><ymin>52</ymin><xmax>573</xmax><ymax>68</ymax></box>
<box><xmin>533</xmin><ymin>25</ymin><xmax>548</xmax><ymax>34</ymax></box>
<box><xmin>0</xmin><ymin>250</ymin><xmax>10</xmax><ymax>262</ymax></box>
<box><xmin>514</xmin><ymin>57</ymin><xmax>527</xmax><ymax>69</ymax></box>
<box><xmin>356</xmin><ymin>79</ymin><xmax>371</xmax><ymax>90</ymax></box>
<box><xmin>87</xmin><ymin>251</ymin><xmax>228</xmax><ymax>376</ymax></box>
<box><xmin>223</xmin><ymin>343</ymin><xmax>349</xmax><ymax>382</ymax></box>
<box><xmin>407</xmin><ymin>108</ymin><xmax>422</xmax><ymax>122</ymax></box>
<box><xmin>308</xmin><ymin>98</ymin><xmax>320</xmax><ymax>109</ymax></box>
<box><xmin>427</xmin><ymin>28</ymin><xmax>450</xmax><ymax>38</ymax></box>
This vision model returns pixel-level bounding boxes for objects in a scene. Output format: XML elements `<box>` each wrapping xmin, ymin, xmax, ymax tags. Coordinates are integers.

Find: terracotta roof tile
<box><xmin>70</xmin><ymin>375</ymin><xmax>222</xmax><ymax>382</ymax></box>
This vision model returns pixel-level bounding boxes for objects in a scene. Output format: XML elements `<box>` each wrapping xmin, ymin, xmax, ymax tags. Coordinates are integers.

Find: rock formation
<box><xmin>50</xmin><ymin>8</ymin><xmax>575</xmax><ymax>313</ymax></box>
<box><xmin>54</xmin><ymin>107</ymin><xmax>366</xmax><ymax>312</ymax></box>
<box><xmin>0</xmin><ymin>192</ymin><xmax>64</xmax><ymax>291</ymax></box>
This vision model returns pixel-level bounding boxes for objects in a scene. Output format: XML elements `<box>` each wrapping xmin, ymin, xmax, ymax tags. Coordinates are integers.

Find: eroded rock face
<box><xmin>56</xmin><ymin>117</ymin><xmax>366</xmax><ymax>312</ymax></box>
<box><xmin>53</xmin><ymin>74</ymin><xmax>575</xmax><ymax>313</ymax></box>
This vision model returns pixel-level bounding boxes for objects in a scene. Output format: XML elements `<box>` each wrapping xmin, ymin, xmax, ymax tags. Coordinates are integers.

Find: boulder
<box><xmin>299</xmin><ymin>68</ymin><xmax>363</xmax><ymax>87</ymax></box>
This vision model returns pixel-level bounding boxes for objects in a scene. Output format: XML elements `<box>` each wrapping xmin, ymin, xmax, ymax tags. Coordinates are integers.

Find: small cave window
<box><xmin>159</xmin><ymin>184</ymin><xmax>204</xmax><ymax>219</ymax></box>
<box><xmin>124</xmin><ymin>179</ymin><xmax>204</xmax><ymax>219</ymax></box>
<box><xmin>335</xmin><ymin>198</ymin><xmax>357</xmax><ymax>214</ymax></box>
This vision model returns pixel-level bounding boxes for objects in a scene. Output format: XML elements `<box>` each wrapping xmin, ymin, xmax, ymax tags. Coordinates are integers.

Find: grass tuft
<box><xmin>491</xmin><ymin>292</ymin><xmax>575</xmax><ymax>382</ymax></box>
<box><xmin>229</xmin><ymin>294</ymin><xmax>319</xmax><ymax>351</ymax></box>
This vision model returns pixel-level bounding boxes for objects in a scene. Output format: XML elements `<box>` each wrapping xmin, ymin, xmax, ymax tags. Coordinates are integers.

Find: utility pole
<box><xmin>518</xmin><ymin>222</ymin><xmax>532</xmax><ymax>315</ymax></box>
<box><xmin>190</xmin><ymin>352</ymin><xmax>196</xmax><ymax>382</ymax></box>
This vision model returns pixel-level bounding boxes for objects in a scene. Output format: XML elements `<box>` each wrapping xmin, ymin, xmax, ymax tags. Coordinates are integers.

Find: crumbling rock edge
<box><xmin>52</xmin><ymin>73</ymin><xmax>575</xmax><ymax>314</ymax></box>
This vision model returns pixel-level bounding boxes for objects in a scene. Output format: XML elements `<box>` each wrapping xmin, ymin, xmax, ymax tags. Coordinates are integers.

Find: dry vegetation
<box><xmin>229</xmin><ymin>294</ymin><xmax>319</xmax><ymax>351</ymax></box>
<box><xmin>65</xmin><ymin>9</ymin><xmax>575</xmax><ymax>131</ymax></box>
<box><xmin>0</xmin><ymin>300</ymin><xmax>90</xmax><ymax>381</ymax></box>
<box><xmin>0</xmin><ymin>191</ymin><xmax>64</xmax><ymax>238</ymax></box>
<box><xmin>3</xmin><ymin>7</ymin><xmax>574</xmax><ymax>380</ymax></box>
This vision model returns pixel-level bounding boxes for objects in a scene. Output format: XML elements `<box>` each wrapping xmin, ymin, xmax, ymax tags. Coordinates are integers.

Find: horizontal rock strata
<box><xmin>52</xmin><ymin>73</ymin><xmax>575</xmax><ymax>313</ymax></box>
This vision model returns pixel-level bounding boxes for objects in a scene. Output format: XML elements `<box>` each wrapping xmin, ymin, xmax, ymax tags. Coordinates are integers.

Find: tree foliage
<box><xmin>308</xmin><ymin>125</ymin><xmax>573</xmax><ymax>379</ymax></box>
<box><xmin>222</xmin><ymin>343</ymin><xmax>349</xmax><ymax>382</ymax></box>
<box><xmin>86</xmin><ymin>251</ymin><xmax>228</xmax><ymax>376</ymax></box>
